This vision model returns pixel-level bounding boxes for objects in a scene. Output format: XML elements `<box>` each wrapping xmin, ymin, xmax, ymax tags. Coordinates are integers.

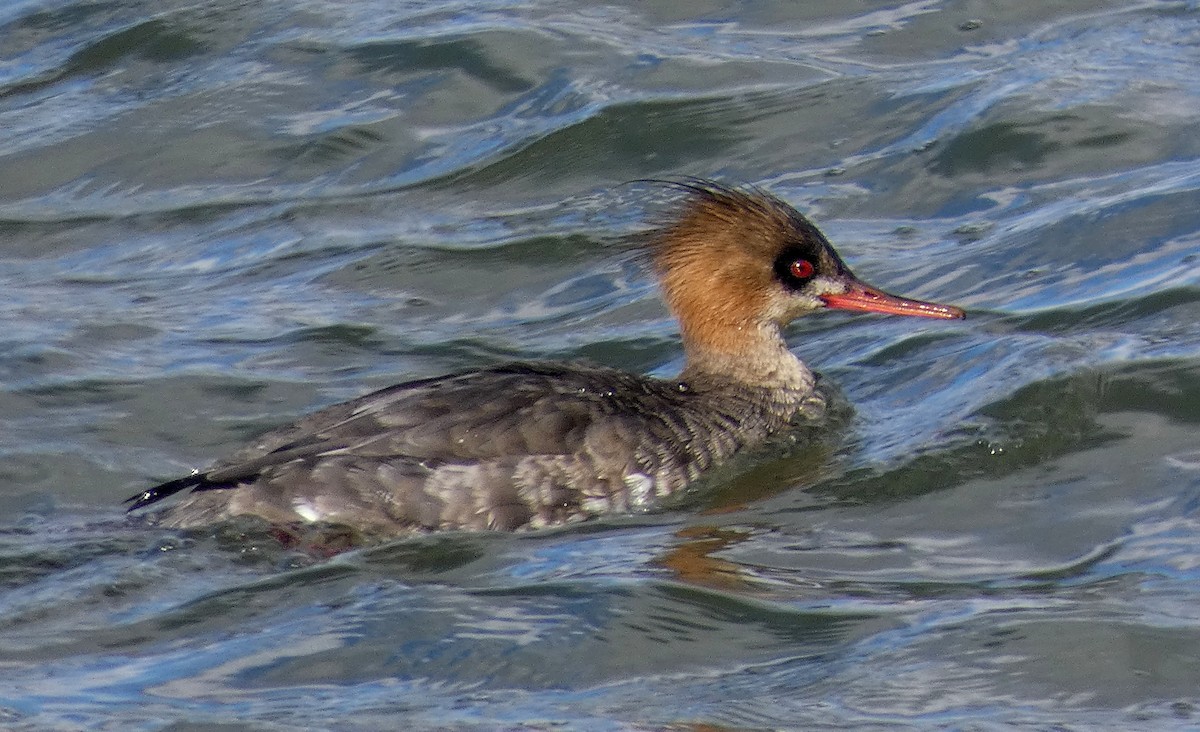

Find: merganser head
<box><xmin>649</xmin><ymin>180</ymin><xmax>964</xmax><ymax>382</ymax></box>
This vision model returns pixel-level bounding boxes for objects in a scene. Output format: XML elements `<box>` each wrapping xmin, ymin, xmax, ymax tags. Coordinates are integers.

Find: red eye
<box><xmin>789</xmin><ymin>259</ymin><xmax>815</xmax><ymax>280</ymax></box>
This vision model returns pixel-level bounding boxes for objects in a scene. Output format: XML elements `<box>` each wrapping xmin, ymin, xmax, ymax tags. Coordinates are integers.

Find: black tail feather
<box><xmin>124</xmin><ymin>472</ymin><xmax>237</xmax><ymax>513</ymax></box>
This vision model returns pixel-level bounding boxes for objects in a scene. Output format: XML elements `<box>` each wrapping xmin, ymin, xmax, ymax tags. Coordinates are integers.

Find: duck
<box><xmin>125</xmin><ymin>180</ymin><xmax>964</xmax><ymax>534</ymax></box>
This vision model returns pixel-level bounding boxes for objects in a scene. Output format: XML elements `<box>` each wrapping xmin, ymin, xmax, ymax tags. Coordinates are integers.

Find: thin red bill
<box><xmin>821</xmin><ymin>283</ymin><xmax>965</xmax><ymax>320</ymax></box>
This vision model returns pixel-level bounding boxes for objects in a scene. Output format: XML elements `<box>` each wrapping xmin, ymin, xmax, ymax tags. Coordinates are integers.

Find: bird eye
<box><xmin>789</xmin><ymin>259</ymin><xmax>815</xmax><ymax>280</ymax></box>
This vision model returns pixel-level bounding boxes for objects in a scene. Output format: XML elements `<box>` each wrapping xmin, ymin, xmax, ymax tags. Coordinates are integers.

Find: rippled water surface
<box><xmin>3</xmin><ymin>1</ymin><xmax>1200</xmax><ymax>729</ymax></box>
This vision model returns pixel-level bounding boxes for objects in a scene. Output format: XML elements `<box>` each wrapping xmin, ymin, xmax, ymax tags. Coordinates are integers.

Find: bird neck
<box><xmin>678</xmin><ymin>321</ymin><xmax>815</xmax><ymax>393</ymax></box>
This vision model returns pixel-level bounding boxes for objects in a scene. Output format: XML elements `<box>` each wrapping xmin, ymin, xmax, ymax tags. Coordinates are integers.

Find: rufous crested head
<box><xmin>647</xmin><ymin>180</ymin><xmax>964</xmax><ymax>385</ymax></box>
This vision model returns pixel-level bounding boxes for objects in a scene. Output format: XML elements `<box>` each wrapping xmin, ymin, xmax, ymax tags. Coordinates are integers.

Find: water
<box><xmin>2</xmin><ymin>0</ymin><xmax>1200</xmax><ymax>729</ymax></box>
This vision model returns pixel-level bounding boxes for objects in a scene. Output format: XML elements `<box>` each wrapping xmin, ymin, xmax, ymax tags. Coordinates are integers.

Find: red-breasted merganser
<box><xmin>126</xmin><ymin>181</ymin><xmax>964</xmax><ymax>533</ymax></box>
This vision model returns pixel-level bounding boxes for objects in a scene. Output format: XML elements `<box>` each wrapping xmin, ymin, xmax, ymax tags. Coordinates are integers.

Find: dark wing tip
<box><xmin>124</xmin><ymin>473</ymin><xmax>207</xmax><ymax>513</ymax></box>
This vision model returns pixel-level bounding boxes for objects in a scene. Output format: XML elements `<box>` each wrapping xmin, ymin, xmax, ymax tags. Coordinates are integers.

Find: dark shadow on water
<box><xmin>811</xmin><ymin>358</ymin><xmax>1200</xmax><ymax>505</ymax></box>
